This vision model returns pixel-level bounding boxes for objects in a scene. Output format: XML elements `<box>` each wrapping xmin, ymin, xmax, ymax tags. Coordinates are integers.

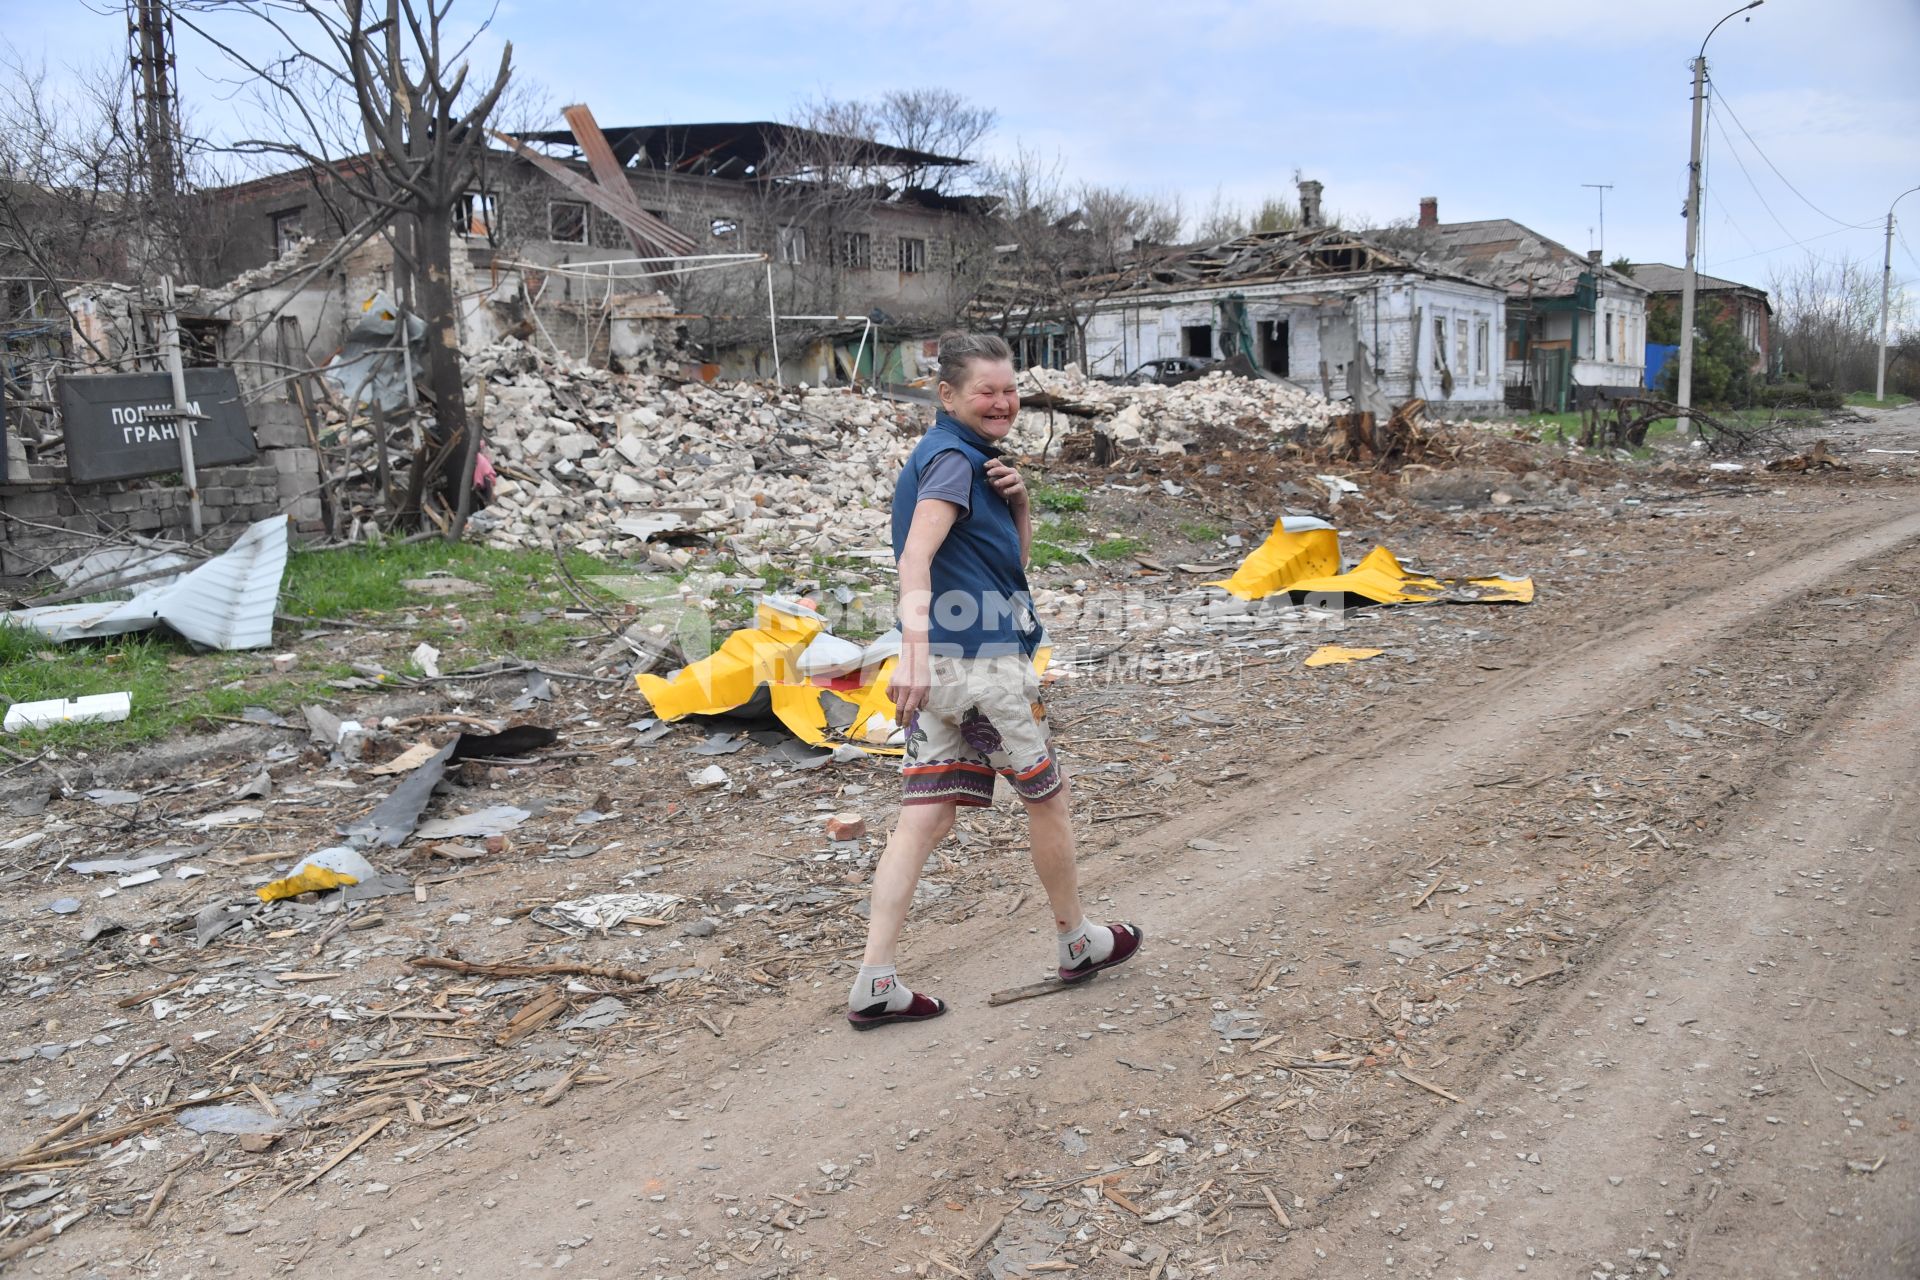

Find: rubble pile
<box><xmin>1015</xmin><ymin>365</ymin><xmax>1337</xmax><ymax>454</ymax></box>
<box><xmin>466</xmin><ymin>340</ymin><xmax>925</xmax><ymax>562</ymax></box>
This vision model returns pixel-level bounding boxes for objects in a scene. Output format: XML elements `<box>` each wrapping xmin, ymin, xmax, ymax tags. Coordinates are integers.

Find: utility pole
<box><xmin>1678</xmin><ymin>2</ymin><xmax>1763</xmax><ymax>440</ymax></box>
<box><xmin>1582</xmin><ymin>183</ymin><xmax>1614</xmax><ymax>260</ymax></box>
<box><xmin>126</xmin><ymin>0</ymin><xmax>183</xmax><ymax>202</ymax></box>
<box><xmin>158</xmin><ymin>276</ymin><xmax>203</xmax><ymax>537</ymax></box>
<box><xmin>1877</xmin><ymin>186</ymin><xmax>1920</xmax><ymax>403</ymax></box>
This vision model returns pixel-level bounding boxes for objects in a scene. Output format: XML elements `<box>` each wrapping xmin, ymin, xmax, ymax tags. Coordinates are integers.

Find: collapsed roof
<box><xmin>1387</xmin><ymin>219</ymin><xmax>1644</xmax><ymax>300</ymax></box>
<box><xmin>515</xmin><ymin>121</ymin><xmax>968</xmax><ymax>181</ymax></box>
<box><xmin>1096</xmin><ymin>225</ymin><xmax>1492</xmax><ymax>299</ymax></box>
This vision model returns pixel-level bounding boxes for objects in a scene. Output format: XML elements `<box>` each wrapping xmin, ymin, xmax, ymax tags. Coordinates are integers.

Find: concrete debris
<box><xmin>465</xmin><ymin>340</ymin><xmax>924</xmax><ymax>558</ymax></box>
<box><xmin>1014</xmin><ymin>365</ymin><xmax>1337</xmax><ymax>455</ymax></box>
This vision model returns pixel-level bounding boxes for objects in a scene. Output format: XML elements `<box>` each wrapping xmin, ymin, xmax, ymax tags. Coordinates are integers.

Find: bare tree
<box><xmin>792</xmin><ymin>89</ymin><xmax>994</xmax><ymax>196</ymax></box>
<box><xmin>1768</xmin><ymin>252</ymin><xmax>1897</xmax><ymax>391</ymax></box>
<box><xmin>173</xmin><ymin>0</ymin><xmax>512</xmax><ymax>534</ymax></box>
<box><xmin>977</xmin><ymin>146</ymin><xmax>1182</xmax><ymax>367</ymax></box>
<box><xmin>1192</xmin><ymin>186</ymin><xmax>1303</xmax><ymax>243</ymax></box>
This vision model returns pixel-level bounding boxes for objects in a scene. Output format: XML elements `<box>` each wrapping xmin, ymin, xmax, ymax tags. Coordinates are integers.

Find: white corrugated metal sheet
<box><xmin>5</xmin><ymin>516</ymin><xmax>289</xmax><ymax>650</ymax></box>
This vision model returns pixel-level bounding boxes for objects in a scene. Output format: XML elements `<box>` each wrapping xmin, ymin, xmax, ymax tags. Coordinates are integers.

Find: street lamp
<box><xmin>1677</xmin><ymin>0</ymin><xmax>1763</xmax><ymax>438</ymax></box>
<box><xmin>1876</xmin><ymin>185</ymin><xmax>1920</xmax><ymax>402</ymax></box>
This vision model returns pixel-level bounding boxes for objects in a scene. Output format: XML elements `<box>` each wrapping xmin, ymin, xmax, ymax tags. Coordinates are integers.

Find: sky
<box><xmin>10</xmin><ymin>0</ymin><xmax>1920</xmax><ymax>300</ymax></box>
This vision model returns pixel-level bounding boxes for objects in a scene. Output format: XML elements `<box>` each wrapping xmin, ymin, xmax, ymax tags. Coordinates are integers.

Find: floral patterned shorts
<box><xmin>901</xmin><ymin>653</ymin><xmax>1062</xmax><ymax>808</ymax></box>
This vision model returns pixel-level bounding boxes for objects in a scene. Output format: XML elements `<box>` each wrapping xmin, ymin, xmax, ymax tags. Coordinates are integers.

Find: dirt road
<box><xmin>35</xmin><ymin>424</ymin><xmax>1920</xmax><ymax>1278</ymax></box>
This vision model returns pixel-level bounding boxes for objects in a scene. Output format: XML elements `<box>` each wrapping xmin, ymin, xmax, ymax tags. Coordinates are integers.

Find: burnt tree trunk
<box><xmin>413</xmin><ymin>216</ymin><xmax>470</xmax><ymax>513</ymax></box>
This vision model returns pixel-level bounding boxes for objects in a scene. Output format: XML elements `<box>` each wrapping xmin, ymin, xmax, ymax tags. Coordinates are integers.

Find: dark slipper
<box><xmin>1059</xmin><ymin>922</ymin><xmax>1144</xmax><ymax>984</ymax></box>
<box><xmin>846</xmin><ymin>991</ymin><xmax>948</xmax><ymax>1031</ymax></box>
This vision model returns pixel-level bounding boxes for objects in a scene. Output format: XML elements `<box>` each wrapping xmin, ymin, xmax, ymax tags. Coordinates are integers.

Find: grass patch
<box><xmin>1846</xmin><ymin>389</ymin><xmax>1913</xmax><ymax>408</ymax></box>
<box><xmin>2</xmin><ymin>541</ymin><xmax>633</xmax><ymax>756</ymax></box>
<box><xmin>0</xmin><ymin>624</ymin><xmax>357</xmax><ymax>755</ymax></box>
<box><xmin>1029</xmin><ymin>516</ymin><xmax>1088</xmax><ymax>569</ymax></box>
<box><xmin>1177</xmin><ymin>520</ymin><xmax>1223</xmax><ymax>542</ymax></box>
<box><xmin>1030</xmin><ymin>483</ymin><xmax>1089</xmax><ymax>514</ymax></box>
<box><xmin>1089</xmin><ymin>536</ymin><xmax>1148</xmax><ymax>561</ymax></box>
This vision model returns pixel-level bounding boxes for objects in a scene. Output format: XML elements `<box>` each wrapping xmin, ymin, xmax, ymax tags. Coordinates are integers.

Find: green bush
<box><xmin>1031</xmin><ymin>484</ymin><xmax>1089</xmax><ymax>513</ymax></box>
<box><xmin>1754</xmin><ymin>385</ymin><xmax>1843</xmax><ymax>410</ymax></box>
<box><xmin>1656</xmin><ymin>305</ymin><xmax>1755</xmax><ymax>409</ymax></box>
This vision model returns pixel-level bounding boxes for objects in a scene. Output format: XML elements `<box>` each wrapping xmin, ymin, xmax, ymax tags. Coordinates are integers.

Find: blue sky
<box><xmin>12</xmin><ymin>0</ymin><xmax>1920</xmax><ymax>297</ymax></box>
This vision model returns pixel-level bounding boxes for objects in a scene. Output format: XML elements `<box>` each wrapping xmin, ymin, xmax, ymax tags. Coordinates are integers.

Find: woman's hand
<box><xmin>985</xmin><ymin>457</ymin><xmax>1029</xmax><ymax>511</ymax></box>
<box><xmin>888</xmin><ymin>644</ymin><xmax>932</xmax><ymax>721</ymax></box>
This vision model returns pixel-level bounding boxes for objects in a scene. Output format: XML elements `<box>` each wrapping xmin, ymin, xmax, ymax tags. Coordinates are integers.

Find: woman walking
<box><xmin>848</xmin><ymin>333</ymin><xmax>1143</xmax><ymax>1030</ymax></box>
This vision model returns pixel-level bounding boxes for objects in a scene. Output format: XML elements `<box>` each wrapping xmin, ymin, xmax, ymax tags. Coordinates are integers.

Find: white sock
<box><xmin>850</xmin><ymin>963</ymin><xmax>912</xmax><ymax>1013</ymax></box>
<box><xmin>1058</xmin><ymin>920</ymin><xmax>1115</xmax><ymax>970</ymax></box>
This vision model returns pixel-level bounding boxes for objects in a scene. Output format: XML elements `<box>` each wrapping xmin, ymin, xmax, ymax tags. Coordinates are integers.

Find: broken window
<box><xmin>1455</xmin><ymin>317</ymin><xmax>1469</xmax><ymax>375</ymax></box>
<box><xmin>777</xmin><ymin>225</ymin><xmax>808</xmax><ymax>265</ymax></box>
<box><xmin>548</xmin><ymin>200</ymin><xmax>588</xmax><ymax>244</ymax></box>
<box><xmin>898</xmin><ymin>237</ymin><xmax>927</xmax><ymax>274</ymax></box>
<box><xmin>1258</xmin><ymin>319</ymin><xmax>1289</xmax><ymax>376</ymax></box>
<box><xmin>1475</xmin><ymin>321</ymin><xmax>1489</xmax><ymax>378</ymax></box>
<box><xmin>270</xmin><ymin>207</ymin><xmax>305</xmax><ymax>258</ymax></box>
<box><xmin>1432</xmin><ymin>317</ymin><xmax>1447</xmax><ymax>373</ymax></box>
<box><xmin>840</xmin><ymin>231</ymin><xmax>872</xmax><ymax>269</ymax></box>
<box><xmin>1182</xmin><ymin>325</ymin><xmax>1213</xmax><ymax>359</ymax></box>
<box><xmin>1603</xmin><ymin>309</ymin><xmax>1614</xmax><ymax>361</ymax></box>
<box><xmin>455</xmin><ymin>191</ymin><xmax>496</xmax><ymax>239</ymax></box>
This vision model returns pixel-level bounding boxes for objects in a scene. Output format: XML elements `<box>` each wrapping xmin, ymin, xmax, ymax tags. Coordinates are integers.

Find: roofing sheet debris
<box><xmin>5</xmin><ymin>516</ymin><xmax>289</xmax><ymax>650</ymax></box>
<box><xmin>1212</xmin><ymin>515</ymin><xmax>1535</xmax><ymax>606</ymax></box>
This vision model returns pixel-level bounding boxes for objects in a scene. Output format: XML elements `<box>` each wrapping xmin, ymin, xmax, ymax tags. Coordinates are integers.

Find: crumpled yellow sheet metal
<box><xmin>1213</xmin><ymin>517</ymin><xmax>1534</xmax><ymax>606</ymax></box>
<box><xmin>1282</xmin><ymin>545</ymin><xmax>1446</xmax><ymax>604</ymax></box>
<box><xmin>1210</xmin><ymin>516</ymin><xmax>1340</xmax><ymax>601</ymax></box>
<box><xmin>637</xmin><ymin>604</ymin><xmax>1055</xmax><ymax>758</ymax></box>
<box><xmin>1304</xmin><ymin>644</ymin><xmax>1384</xmax><ymax>668</ymax></box>
<box><xmin>635</xmin><ymin>599</ymin><xmax>822</xmax><ymax>721</ymax></box>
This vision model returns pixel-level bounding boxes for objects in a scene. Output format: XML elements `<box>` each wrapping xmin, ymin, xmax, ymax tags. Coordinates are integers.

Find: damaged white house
<box><xmin>1079</xmin><ymin>184</ymin><xmax>1509</xmax><ymax>416</ymax></box>
<box><xmin>1388</xmin><ymin>199</ymin><xmax>1650</xmax><ymax>412</ymax></box>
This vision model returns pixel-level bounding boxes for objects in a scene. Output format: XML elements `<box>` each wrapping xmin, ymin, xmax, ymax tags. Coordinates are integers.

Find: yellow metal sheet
<box><xmin>1463</xmin><ymin>575</ymin><xmax>1535</xmax><ymax>604</ymax></box>
<box><xmin>1213</xmin><ymin>520</ymin><xmax>1534</xmax><ymax>607</ymax></box>
<box><xmin>1282</xmin><ymin>546</ymin><xmax>1445</xmax><ymax>605</ymax></box>
<box><xmin>1304</xmin><ymin>645</ymin><xmax>1384</xmax><ymax>668</ymax></box>
<box><xmin>1209</xmin><ymin>517</ymin><xmax>1341</xmax><ymax>601</ymax></box>
<box><xmin>634</xmin><ymin>600</ymin><xmax>822</xmax><ymax>720</ymax></box>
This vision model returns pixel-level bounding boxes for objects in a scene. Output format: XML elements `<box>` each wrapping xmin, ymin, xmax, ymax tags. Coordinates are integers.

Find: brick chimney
<box><xmin>1587</xmin><ymin>249</ymin><xmax>1603</xmax><ymax>265</ymax></box>
<box><xmin>1418</xmin><ymin>196</ymin><xmax>1438</xmax><ymax>228</ymax></box>
<box><xmin>1298</xmin><ymin>179</ymin><xmax>1324</xmax><ymax>229</ymax></box>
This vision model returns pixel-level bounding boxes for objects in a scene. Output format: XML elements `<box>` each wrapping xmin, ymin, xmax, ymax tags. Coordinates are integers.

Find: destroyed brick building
<box><xmin>1388</xmin><ymin>199</ymin><xmax>1650</xmax><ymax>412</ymax></box>
<box><xmin>1077</xmin><ymin>182</ymin><xmax>1510</xmax><ymax>416</ymax></box>
<box><xmin>205</xmin><ymin>115</ymin><xmax>994</xmax><ymax>380</ymax></box>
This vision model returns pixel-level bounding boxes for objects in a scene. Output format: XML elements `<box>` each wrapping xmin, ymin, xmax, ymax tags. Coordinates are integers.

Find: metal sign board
<box><xmin>57</xmin><ymin>368</ymin><xmax>257</xmax><ymax>483</ymax></box>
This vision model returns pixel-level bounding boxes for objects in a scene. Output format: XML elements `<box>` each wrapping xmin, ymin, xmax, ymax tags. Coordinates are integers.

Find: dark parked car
<box><xmin>1121</xmin><ymin>356</ymin><xmax>1216</xmax><ymax>386</ymax></box>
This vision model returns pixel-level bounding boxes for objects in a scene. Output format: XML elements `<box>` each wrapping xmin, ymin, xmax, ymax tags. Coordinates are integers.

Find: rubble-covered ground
<box><xmin>1</xmin><ymin>380</ymin><xmax>1917</xmax><ymax>1280</ymax></box>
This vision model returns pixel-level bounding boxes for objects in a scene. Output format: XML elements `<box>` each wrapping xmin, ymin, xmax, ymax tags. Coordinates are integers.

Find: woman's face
<box><xmin>938</xmin><ymin>359</ymin><xmax>1019</xmax><ymax>440</ymax></box>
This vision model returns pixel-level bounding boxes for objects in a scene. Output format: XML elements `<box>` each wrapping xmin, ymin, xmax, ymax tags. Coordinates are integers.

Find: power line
<box><xmin>1705</xmin><ymin>74</ymin><xmax>1879</xmax><ymax>231</ymax></box>
<box><xmin>1708</xmin><ymin>107</ymin><xmax>1797</xmax><ymax>246</ymax></box>
<box><xmin>1705</xmin><ymin>185</ymin><xmax>1765</xmax><ymax>257</ymax></box>
<box><xmin>1705</xmin><ymin>107</ymin><xmax>1854</xmax><ymax>271</ymax></box>
<box><xmin>1708</xmin><ymin>221</ymin><xmax>1873</xmax><ymax>268</ymax></box>
<box><xmin>1899</xmin><ymin>224</ymin><xmax>1920</xmax><ymax>276</ymax></box>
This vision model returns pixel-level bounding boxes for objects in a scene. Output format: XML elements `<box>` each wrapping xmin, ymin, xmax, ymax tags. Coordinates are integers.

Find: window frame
<box><xmin>454</xmin><ymin>190</ymin><xmax>497</xmax><ymax>240</ymax></box>
<box><xmin>777</xmin><ymin>224</ymin><xmax>808</xmax><ymax>265</ymax></box>
<box><xmin>547</xmin><ymin>199</ymin><xmax>589</xmax><ymax>245</ymax></box>
<box><xmin>270</xmin><ymin>207</ymin><xmax>306</xmax><ymax>258</ymax></box>
<box><xmin>897</xmin><ymin>236</ymin><xmax>927</xmax><ymax>274</ymax></box>
<box><xmin>839</xmin><ymin>230</ymin><xmax>872</xmax><ymax>269</ymax></box>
